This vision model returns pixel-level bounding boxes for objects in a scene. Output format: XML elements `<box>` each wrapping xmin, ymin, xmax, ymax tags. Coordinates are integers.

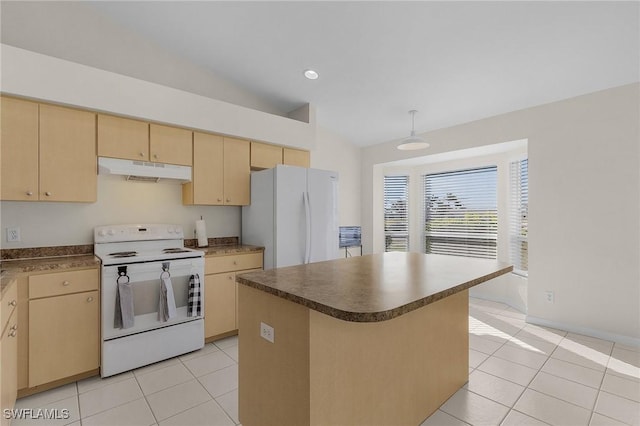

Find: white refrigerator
<box><xmin>242</xmin><ymin>165</ymin><xmax>340</xmax><ymax>270</ymax></box>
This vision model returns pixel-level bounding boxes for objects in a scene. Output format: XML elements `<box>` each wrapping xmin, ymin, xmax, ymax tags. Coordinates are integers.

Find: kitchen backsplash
<box><xmin>0</xmin><ymin>175</ymin><xmax>241</xmax><ymax>249</ymax></box>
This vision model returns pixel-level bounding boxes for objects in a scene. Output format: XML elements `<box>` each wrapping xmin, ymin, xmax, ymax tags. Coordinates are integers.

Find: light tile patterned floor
<box><xmin>12</xmin><ymin>299</ymin><xmax>640</xmax><ymax>426</ymax></box>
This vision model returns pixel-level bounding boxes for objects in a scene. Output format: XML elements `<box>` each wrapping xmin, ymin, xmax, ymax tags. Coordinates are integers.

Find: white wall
<box><xmin>0</xmin><ymin>44</ymin><xmax>316</xmax><ymax>149</ymax></box>
<box><xmin>362</xmin><ymin>83</ymin><xmax>640</xmax><ymax>344</ymax></box>
<box><xmin>0</xmin><ymin>176</ymin><xmax>240</xmax><ymax>248</ymax></box>
<box><xmin>311</xmin><ymin>126</ymin><xmax>362</xmax><ymax>227</ymax></box>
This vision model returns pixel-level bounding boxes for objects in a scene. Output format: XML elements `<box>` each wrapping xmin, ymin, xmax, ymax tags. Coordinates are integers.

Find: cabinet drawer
<box><xmin>1</xmin><ymin>279</ymin><xmax>17</xmax><ymax>333</ymax></box>
<box><xmin>29</xmin><ymin>269</ymin><xmax>99</xmax><ymax>299</ymax></box>
<box><xmin>205</xmin><ymin>252</ymin><xmax>263</xmax><ymax>274</ymax></box>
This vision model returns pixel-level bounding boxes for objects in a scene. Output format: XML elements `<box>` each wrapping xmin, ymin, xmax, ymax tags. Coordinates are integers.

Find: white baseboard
<box><xmin>469</xmin><ymin>294</ymin><xmax>526</xmax><ymax>314</ymax></box>
<box><xmin>526</xmin><ymin>315</ymin><xmax>640</xmax><ymax>348</ymax></box>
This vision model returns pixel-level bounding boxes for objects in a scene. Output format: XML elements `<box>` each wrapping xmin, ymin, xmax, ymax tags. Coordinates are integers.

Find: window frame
<box><xmin>383</xmin><ymin>174</ymin><xmax>410</xmax><ymax>252</ymax></box>
<box><xmin>422</xmin><ymin>165</ymin><xmax>499</xmax><ymax>260</ymax></box>
<box><xmin>509</xmin><ymin>157</ymin><xmax>529</xmax><ymax>276</ymax></box>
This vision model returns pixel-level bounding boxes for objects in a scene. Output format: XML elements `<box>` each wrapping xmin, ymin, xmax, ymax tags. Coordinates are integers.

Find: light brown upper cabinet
<box><xmin>39</xmin><ymin>105</ymin><xmax>97</xmax><ymax>202</ymax></box>
<box><xmin>97</xmin><ymin>114</ymin><xmax>150</xmax><ymax>161</ymax></box>
<box><xmin>149</xmin><ymin>124</ymin><xmax>193</xmax><ymax>166</ymax></box>
<box><xmin>1</xmin><ymin>98</ymin><xmax>96</xmax><ymax>202</ymax></box>
<box><xmin>283</xmin><ymin>147</ymin><xmax>311</xmax><ymax>168</ymax></box>
<box><xmin>183</xmin><ymin>132</ymin><xmax>224</xmax><ymax>205</ymax></box>
<box><xmin>1</xmin><ymin>97</ymin><xmax>39</xmax><ymax>201</ymax></box>
<box><xmin>251</xmin><ymin>142</ymin><xmax>283</xmax><ymax>170</ymax></box>
<box><xmin>223</xmin><ymin>137</ymin><xmax>251</xmax><ymax>205</ymax></box>
<box><xmin>183</xmin><ymin>133</ymin><xmax>250</xmax><ymax>206</ymax></box>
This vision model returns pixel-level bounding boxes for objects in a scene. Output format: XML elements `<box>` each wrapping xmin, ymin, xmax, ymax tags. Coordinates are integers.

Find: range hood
<box><xmin>98</xmin><ymin>157</ymin><xmax>192</xmax><ymax>183</ymax></box>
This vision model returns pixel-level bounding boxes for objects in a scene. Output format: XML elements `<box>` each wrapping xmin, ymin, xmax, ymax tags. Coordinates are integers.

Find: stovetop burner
<box><xmin>163</xmin><ymin>248</ymin><xmax>192</xmax><ymax>254</ymax></box>
<box><xmin>108</xmin><ymin>251</ymin><xmax>138</xmax><ymax>258</ymax></box>
<box><xmin>95</xmin><ymin>224</ymin><xmax>204</xmax><ymax>266</ymax></box>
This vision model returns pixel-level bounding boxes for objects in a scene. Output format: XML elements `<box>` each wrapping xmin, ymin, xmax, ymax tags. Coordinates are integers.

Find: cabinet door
<box><xmin>184</xmin><ymin>132</ymin><xmax>224</xmax><ymax>205</ymax></box>
<box><xmin>223</xmin><ymin>137</ymin><xmax>250</xmax><ymax>205</ymax></box>
<box><xmin>251</xmin><ymin>142</ymin><xmax>283</xmax><ymax>170</ymax></box>
<box><xmin>1</xmin><ymin>97</ymin><xmax>39</xmax><ymax>201</ymax></box>
<box><xmin>1</xmin><ymin>310</ymin><xmax>18</xmax><ymax>426</ymax></box>
<box><xmin>204</xmin><ymin>273</ymin><xmax>236</xmax><ymax>339</ymax></box>
<box><xmin>283</xmin><ymin>148</ymin><xmax>310</xmax><ymax>168</ymax></box>
<box><xmin>97</xmin><ymin>114</ymin><xmax>149</xmax><ymax>161</ymax></box>
<box><xmin>149</xmin><ymin>124</ymin><xmax>193</xmax><ymax>166</ymax></box>
<box><xmin>29</xmin><ymin>290</ymin><xmax>99</xmax><ymax>387</ymax></box>
<box><xmin>39</xmin><ymin>104</ymin><xmax>97</xmax><ymax>202</ymax></box>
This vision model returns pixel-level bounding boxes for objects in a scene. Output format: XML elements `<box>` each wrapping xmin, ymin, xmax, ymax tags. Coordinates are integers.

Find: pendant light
<box><xmin>397</xmin><ymin>110</ymin><xmax>429</xmax><ymax>150</ymax></box>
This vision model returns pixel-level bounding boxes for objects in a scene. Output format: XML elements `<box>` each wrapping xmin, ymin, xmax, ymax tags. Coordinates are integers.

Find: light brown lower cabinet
<box><xmin>29</xmin><ymin>290</ymin><xmax>100</xmax><ymax>387</ymax></box>
<box><xmin>204</xmin><ymin>252</ymin><xmax>263</xmax><ymax>341</ymax></box>
<box><xmin>1</xmin><ymin>279</ymin><xmax>18</xmax><ymax>426</ymax></box>
<box><xmin>205</xmin><ymin>272</ymin><xmax>237</xmax><ymax>338</ymax></box>
<box><xmin>27</xmin><ymin>269</ymin><xmax>100</xmax><ymax>388</ymax></box>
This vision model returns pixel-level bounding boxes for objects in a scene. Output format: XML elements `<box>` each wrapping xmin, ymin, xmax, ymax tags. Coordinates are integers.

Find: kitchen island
<box><xmin>236</xmin><ymin>252</ymin><xmax>512</xmax><ymax>426</ymax></box>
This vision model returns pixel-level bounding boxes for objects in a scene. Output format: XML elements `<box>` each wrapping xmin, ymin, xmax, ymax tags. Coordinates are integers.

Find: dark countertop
<box><xmin>0</xmin><ymin>240</ymin><xmax>261</xmax><ymax>294</ymax></box>
<box><xmin>198</xmin><ymin>245</ymin><xmax>264</xmax><ymax>256</ymax></box>
<box><xmin>0</xmin><ymin>254</ymin><xmax>100</xmax><ymax>295</ymax></box>
<box><xmin>237</xmin><ymin>252</ymin><xmax>513</xmax><ymax>322</ymax></box>
<box><xmin>1</xmin><ymin>255</ymin><xmax>100</xmax><ymax>275</ymax></box>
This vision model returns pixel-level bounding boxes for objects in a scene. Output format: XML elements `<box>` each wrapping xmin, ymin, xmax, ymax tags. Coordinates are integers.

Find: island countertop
<box><xmin>236</xmin><ymin>252</ymin><xmax>513</xmax><ymax>322</ymax></box>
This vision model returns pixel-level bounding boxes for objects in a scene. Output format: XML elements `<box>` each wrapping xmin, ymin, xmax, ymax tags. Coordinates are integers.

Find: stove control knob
<box><xmin>167</xmin><ymin>227</ymin><xmax>174</xmax><ymax>234</ymax></box>
<box><xmin>174</xmin><ymin>227</ymin><xmax>181</xmax><ymax>234</ymax></box>
<box><xmin>108</xmin><ymin>229</ymin><xmax>115</xmax><ymax>236</ymax></box>
<box><xmin>98</xmin><ymin>230</ymin><xmax>107</xmax><ymax>237</ymax></box>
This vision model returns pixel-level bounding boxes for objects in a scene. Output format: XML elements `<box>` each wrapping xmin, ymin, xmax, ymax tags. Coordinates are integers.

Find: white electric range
<box><xmin>94</xmin><ymin>224</ymin><xmax>205</xmax><ymax>377</ymax></box>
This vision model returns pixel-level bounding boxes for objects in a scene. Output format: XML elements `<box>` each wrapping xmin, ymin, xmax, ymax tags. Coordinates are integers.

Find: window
<box><xmin>384</xmin><ymin>175</ymin><xmax>409</xmax><ymax>251</ymax></box>
<box><xmin>423</xmin><ymin>166</ymin><xmax>497</xmax><ymax>259</ymax></box>
<box><xmin>509</xmin><ymin>158</ymin><xmax>528</xmax><ymax>274</ymax></box>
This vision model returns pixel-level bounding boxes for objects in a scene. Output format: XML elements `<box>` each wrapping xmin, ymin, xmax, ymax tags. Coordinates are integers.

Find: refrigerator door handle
<box><xmin>304</xmin><ymin>191</ymin><xmax>311</xmax><ymax>264</ymax></box>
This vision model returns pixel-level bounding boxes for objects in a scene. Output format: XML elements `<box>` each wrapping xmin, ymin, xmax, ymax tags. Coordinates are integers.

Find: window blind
<box><xmin>384</xmin><ymin>175</ymin><xmax>409</xmax><ymax>252</ymax></box>
<box><xmin>509</xmin><ymin>159</ymin><xmax>528</xmax><ymax>274</ymax></box>
<box><xmin>423</xmin><ymin>166</ymin><xmax>497</xmax><ymax>259</ymax></box>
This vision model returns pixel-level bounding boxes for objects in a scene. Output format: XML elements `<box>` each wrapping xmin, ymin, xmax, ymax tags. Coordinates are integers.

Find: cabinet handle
<box><xmin>9</xmin><ymin>330</ymin><xmax>17</xmax><ymax>338</ymax></box>
<box><xmin>233</xmin><ymin>260</ymin><xmax>238</xmax><ymax>265</ymax></box>
<box><xmin>139</xmin><ymin>152</ymin><xmax>145</xmax><ymax>157</ymax></box>
<box><xmin>26</xmin><ymin>191</ymin><xmax>33</xmax><ymax>196</ymax></box>
<box><xmin>226</xmin><ymin>198</ymin><xmax>230</xmax><ymax>203</ymax></box>
<box><xmin>8</xmin><ymin>300</ymin><xmax>17</xmax><ymax>307</ymax></box>
<box><xmin>87</xmin><ymin>296</ymin><xmax>94</xmax><ymax>302</ymax></box>
<box><xmin>217</xmin><ymin>198</ymin><xmax>222</xmax><ymax>202</ymax></box>
<box><xmin>45</xmin><ymin>191</ymin><xmax>52</xmax><ymax>196</ymax></box>
<box><xmin>62</xmin><ymin>281</ymin><xmax>70</xmax><ymax>286</ymax></box>
<box><xmin>153</xmin><ymin>154</ymin><xmax>158</xmax><ymax>160</ymax></box>
<box><xmin>228</xmin><ymin>275</ymin><xmax>233</xmax><ymax>280</ymax></box>
<box><xmin>10</xmin><ymin>324</ymin><xmax>17</xmax><ymax>331</ymax></box>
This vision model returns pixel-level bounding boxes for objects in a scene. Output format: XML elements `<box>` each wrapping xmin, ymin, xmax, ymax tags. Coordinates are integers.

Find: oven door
<box><xmin>102</xmin><ymin>257</ymin><xmax>204</xmax><ymax>340</ymax></box>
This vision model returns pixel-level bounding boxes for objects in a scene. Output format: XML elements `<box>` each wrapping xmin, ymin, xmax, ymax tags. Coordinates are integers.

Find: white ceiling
<box><xmin>1</xmin><ymin>1</ymin><xmax>638</xmax><ymax>147</ymax></box>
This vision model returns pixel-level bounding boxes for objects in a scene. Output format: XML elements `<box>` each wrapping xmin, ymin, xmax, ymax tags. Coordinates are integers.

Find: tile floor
<box><xmin>12</xmin><ymin>298</ymin><xmax>640</xmax><ymax>426</ymax></box>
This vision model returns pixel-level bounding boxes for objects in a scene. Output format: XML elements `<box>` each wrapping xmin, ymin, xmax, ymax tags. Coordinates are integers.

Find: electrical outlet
<box><xmin>544</xmin><ymin>291</ymin><xmax>554</xmax><ymax>304</ymax></box>
<box><xmin>6</xmin><ymin>227</ymin><xmax>21</xmax><ymax>242</ymax></box>
<box><xmin>260</xmin><ymin>322</ymin><xmax>275</xmax><ymax>343</ymax></box>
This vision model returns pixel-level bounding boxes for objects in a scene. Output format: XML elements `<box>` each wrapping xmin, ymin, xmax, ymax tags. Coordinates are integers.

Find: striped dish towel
<box><xmin>188</xmin><ymin>274</ymin><xmax>202</xmax><ymax>317</ymax></box>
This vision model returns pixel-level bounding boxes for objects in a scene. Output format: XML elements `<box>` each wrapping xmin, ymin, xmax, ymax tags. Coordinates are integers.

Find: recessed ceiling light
<box><xmin>304</xmin><ymin>69</ymin><xmax>319</xmax><ymax>80</ymax></box>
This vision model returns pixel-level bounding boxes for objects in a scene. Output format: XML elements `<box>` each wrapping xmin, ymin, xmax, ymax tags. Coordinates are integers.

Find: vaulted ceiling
<box><xmin>2</xmin><ymin>1</ymin><xmax>638</xmax><ymax>146</ymax></box>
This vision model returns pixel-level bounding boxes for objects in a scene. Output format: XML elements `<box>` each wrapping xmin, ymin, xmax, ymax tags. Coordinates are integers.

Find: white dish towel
<box><xmin>158</xmin><ymin>273</ymin><xmax>177</xmax><ymax>322</ymax></box>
